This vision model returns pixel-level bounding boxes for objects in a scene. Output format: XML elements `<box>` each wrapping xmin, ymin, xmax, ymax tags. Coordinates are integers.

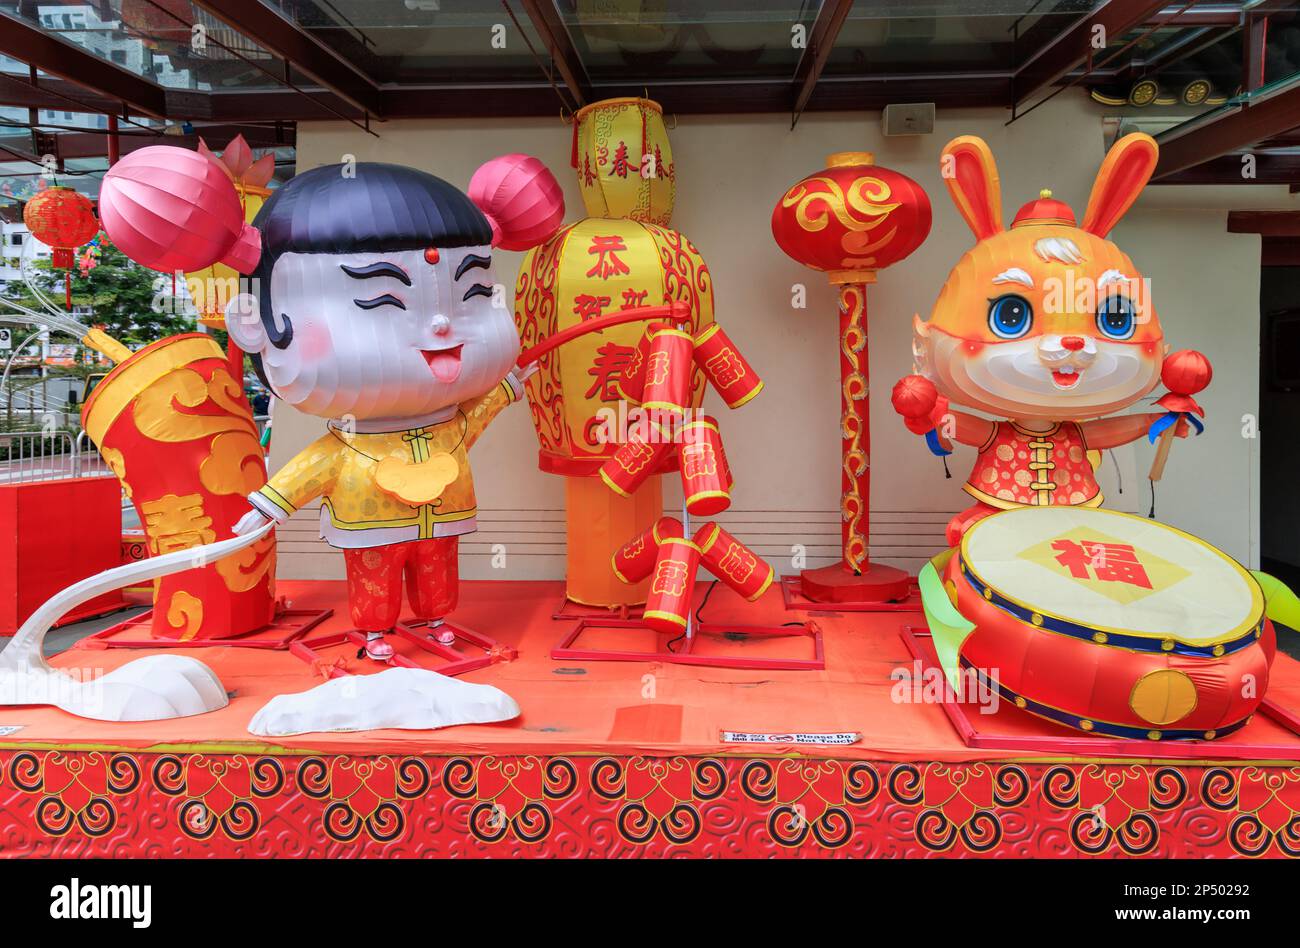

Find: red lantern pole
<box><xmin>837</xmin><ymin>281</ymin><xmax>871</xmax><ymax>575</ymax></box>
<box><xmin>772</xmin><ymin>152</ymin><xmax>931</xmax><ymax>605</ymax></box>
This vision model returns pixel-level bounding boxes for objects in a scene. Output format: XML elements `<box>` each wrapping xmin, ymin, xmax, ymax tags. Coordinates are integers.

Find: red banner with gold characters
<box><xmin>82</xmin><ymin>333</ymin><xmax>275</xmax><ymax>639</ymax></box>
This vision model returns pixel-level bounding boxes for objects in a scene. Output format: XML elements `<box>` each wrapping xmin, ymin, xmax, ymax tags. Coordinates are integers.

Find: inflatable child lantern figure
<box><xmin>100</xmin><ymin>147</ymin><xmax>565</xmax><ymax>661</ymax></box>
<box><xmin>516</xmin><ymin>97</ymin><xmax>715</xmax><ymax>608</ymax></box>
<box><xmin>891</xmin><ymin>133</ymin><xmax>1206</xmax><ymax>546</ymax></box>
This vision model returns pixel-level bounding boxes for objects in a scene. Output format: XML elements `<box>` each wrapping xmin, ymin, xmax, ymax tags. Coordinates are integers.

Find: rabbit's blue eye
<box><xmin>988</xmin><ymin>294</ymin><xmax>1033</xmax><ymax>339</ymax></box>
<box><xmin>1097</xmin><ymin>294</ymin><xmax>1136</xmax><ymax>340</ymax></box>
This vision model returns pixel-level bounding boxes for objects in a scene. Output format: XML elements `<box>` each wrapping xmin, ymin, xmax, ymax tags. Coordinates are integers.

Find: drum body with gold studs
<box><xmin>944</xmin><ymin>507</ymin><xmax>1274</xmax><ymax>741</ymax></box>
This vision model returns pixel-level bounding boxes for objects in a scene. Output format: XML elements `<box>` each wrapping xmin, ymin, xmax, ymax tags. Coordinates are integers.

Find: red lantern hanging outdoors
<box><xmin>772</xmin><ymin>151</ymin><xmax>931</xmax><ymax>604</ymax></box>
<box><xmin>23</xmin><ymin>185</ymin><xmax>100</xmax><ymax>308</ymax></box>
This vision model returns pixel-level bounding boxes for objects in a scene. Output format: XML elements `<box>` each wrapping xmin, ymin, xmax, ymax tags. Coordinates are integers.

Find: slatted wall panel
<box><xmin>273</xmin><ymin>506</ymin><xmax>961</xmax><ymax>581</ymax></box>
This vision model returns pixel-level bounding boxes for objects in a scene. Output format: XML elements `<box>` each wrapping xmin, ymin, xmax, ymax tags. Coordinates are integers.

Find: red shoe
<box><xmin>364</xmin><ymin>632</ymin><xmax>394</xmax><ymax>662</ymax></box>
<box><xmin>427</xmin><ymin>619</ymin><xmax>455</xmax><ymax>646</ymax></box>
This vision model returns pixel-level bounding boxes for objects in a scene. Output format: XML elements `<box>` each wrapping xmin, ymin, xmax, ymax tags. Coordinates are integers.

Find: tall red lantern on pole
<box><xmin>772</xmin><ymin>151</ymin><xmax>931</xmax><ymax>604</ymax></box>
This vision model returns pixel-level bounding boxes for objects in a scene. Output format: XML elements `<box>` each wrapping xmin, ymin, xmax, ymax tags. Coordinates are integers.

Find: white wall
<box><xmin>271</xmin><ymin>91</ymin><xmax>1263</xmax><ymax>579</ymax></box>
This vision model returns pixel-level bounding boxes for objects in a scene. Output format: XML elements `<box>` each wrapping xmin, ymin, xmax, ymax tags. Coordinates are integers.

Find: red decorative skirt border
<box><xmin>1</xmin><ymin>750</ymin><xmax>1297</xmax><ymax>857</ymax></box>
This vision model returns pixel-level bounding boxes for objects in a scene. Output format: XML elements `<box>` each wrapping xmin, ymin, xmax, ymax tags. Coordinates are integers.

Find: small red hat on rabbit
<box><xmin>890</xmin><ymin>133</ymin><xmax>1208</xmax><ymax>546</ymax></box>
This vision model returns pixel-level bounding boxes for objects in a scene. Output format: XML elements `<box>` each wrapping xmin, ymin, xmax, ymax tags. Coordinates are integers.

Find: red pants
<box><xmin>343</xmin><ymin>538</ymin><xmax>459</xmax><ymax>632</ymax></box>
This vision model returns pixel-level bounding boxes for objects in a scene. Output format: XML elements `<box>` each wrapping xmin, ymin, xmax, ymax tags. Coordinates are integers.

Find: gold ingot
<box><xmin>1130</xmin><ymin>668</ymin><xmax>1199</xmax><ymax>725</ymax></box>
<box><xmin>1079</xmin><ymin>719</ymin><xmax>1094</xmax><ymax>731</ymax></box>
<box><xmin>1092</xmin><ymin>631</ymin><xmax>1108</xmax><ymax>644</ymax></box>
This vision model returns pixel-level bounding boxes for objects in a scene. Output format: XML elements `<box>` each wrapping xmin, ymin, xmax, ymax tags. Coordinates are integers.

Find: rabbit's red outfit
<box><xmin>950</xmin><ymin>420</ymin><xmax>1101</xmax><ymax>546</ymax></box>
<box><xmin>344</xmin><ymin>538</ymin><xmax>459</xmax><ymax>632</ymax></box>
<box><xmin>965</xmin><ymin>420</ymin><xmax>1100</xmax><ymax>509</ymax></box>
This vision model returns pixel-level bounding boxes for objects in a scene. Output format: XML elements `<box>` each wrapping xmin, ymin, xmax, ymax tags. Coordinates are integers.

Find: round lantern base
<box><xmin>800</xmin><ymin>561</ymin><xmax>911</xmax><ymax>605</ymax></box>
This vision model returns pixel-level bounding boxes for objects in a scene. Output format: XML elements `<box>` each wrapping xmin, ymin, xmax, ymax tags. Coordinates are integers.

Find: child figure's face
<box><xmin>228</xmin><ymin>245</ymin><xmax>519</xmax><ymax>422</ymax></box>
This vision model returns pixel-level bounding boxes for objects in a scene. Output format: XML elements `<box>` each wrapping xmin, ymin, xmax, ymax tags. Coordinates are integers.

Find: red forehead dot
<box><xmin>424</xmin><ymin>247</ymin><xmax>440</xmax><ymax>265</ymax></box>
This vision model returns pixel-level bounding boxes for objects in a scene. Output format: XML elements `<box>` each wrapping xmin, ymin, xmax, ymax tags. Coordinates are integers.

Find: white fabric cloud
<box><xmin>247</xmin><ymin>667</ymin><xmax>520</xmax><ymax>737</ymax></box>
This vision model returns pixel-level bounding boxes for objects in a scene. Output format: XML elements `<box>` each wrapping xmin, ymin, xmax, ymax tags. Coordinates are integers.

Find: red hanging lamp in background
<box><xmin>772</xmin><ymin>151</ymin><xmax>931</xmax><ymax>605</ymax></box>
<box><xmin>22</xmin><ymin>185</ymin><xmax>100</xmax><ymax>309</ymax></box>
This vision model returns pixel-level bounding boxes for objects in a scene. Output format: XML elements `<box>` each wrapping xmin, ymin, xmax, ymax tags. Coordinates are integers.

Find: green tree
<box><xmin>2</xmin><ymin>234</ymin><xmax>196</xmax><ymax>346</ymax></box>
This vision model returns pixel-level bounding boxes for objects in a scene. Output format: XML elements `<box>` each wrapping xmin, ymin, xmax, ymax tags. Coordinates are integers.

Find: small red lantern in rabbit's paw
<box><xmin>1160</xmin><ymin>349</ymin><xmax>1213</xmax><ymax>406</ymax></box>
<box><xmin>772</xmin><ymin>152</ymin><xmax>932</xmax><ymax>605</ymax></box>
<box><xmin>1148</xmin><ymin>350</ymin><xmax>1212</xmax><ymax>482</ymax></box>
<box><xmin>23</xmin><ymin>186</ymin><xmax>98</xmax><ymax>269</ymax></box>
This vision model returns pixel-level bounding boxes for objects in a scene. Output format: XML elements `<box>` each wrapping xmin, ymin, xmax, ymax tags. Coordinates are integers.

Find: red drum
<box><xmin>611</xmin><ymin>516</ymin><xmax>684</xmax><ymax>585</ymax></box>
<box><xmin>694</xmin><ymin>323</ymin><xmax>763</xmax><ymax>409</ymax></box>
<box><xmin>694</xmin><ymin>522</ymin><xmax>774</xmax><ymax>602</ymax></box>
<box><xmin>928</xmin><ymin>507</ymin><xmax>1274</xmax><ymax>741</ymax></box>
<box><xmin>640</xmin><ymin>327</ymin><xmax>694</xmax><ymax>415</ymax></box>
<box><xmin>679</xmin><ymin>416</ymin><xmax>731</xmax><ymax>516</ymax></box>
<box><xmin>643</xmin><ymin>536</ymin><xmax>701</xmax><ymax>633</ymax></box>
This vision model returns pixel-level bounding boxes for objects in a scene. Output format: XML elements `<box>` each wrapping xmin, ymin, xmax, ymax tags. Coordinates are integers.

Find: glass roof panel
<box><xmin>558</xmin><ymin>1</ymin><xmax>814</xmax><ymax>82</ymax></box>
<box><xmin>829</xmin><ymin>0</ymin><xmax>1103</xmax><ymax>76</ymax></box>
<box><xmin>271</xmin><ymin>0</ymin><xmax>551</xmax><ymax>85</ymax></box>
<box><xmin>1088</xmin><ymin>4</ymin><xmax>1300</xmax><ymax>142</ymax></box>
<box><xmin>0</xmin><ymin>1</ymin><xmax>291</xmax><ymax>91</ymax></box>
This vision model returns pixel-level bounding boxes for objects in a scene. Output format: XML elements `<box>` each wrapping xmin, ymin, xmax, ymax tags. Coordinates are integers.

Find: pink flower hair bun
<box><xmin>469</xmin><ymin>154</ymin><xmax>565</xmax><ymax>252</ymax></box>
<box><xmin>98</xmin><ymin>145</ymin><xmax>261</xmax><ymax>274</ymax></box>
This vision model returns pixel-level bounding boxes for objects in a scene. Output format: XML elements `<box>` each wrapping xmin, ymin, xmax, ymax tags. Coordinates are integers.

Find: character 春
<box><xmin>892</xmin><ymin>133</ymin><xmax>1203</xmax><ymax>546</ymax></box>
<box><xmin>227</xmin><ymin>160</ymin><xmax>562</xmax><ymax>660</ymax></box>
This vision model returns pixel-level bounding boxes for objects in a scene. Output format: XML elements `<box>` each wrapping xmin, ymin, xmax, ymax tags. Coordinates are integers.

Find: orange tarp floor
<box><xmin>3</xmin><ymin>578</ymin><xmax>1300</xmax><ymax>763</ymax></box>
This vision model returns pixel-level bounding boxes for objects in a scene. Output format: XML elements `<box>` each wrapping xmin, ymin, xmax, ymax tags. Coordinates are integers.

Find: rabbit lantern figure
<box><xmin>892</xmin><ymin>133</ymin><xmax>1207</xmax><ymax>546</ymax></box>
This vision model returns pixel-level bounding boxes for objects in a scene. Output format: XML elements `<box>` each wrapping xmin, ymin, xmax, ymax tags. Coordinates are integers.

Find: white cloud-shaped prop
<box><xmin>0</xmin><ymin>523</ymin><xmax>274</xmax><ymax>722</ymax></box>
<box><xmin>247</xmin><ymin>667</ymin><xmax>521</xmax><ymax>737</ymax></box>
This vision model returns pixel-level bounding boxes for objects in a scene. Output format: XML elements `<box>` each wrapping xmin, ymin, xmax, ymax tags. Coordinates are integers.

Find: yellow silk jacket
<box><xmin>248</xmin><ymin>378</ymin><xmax>521</xmax><ymax>549</ymax></box>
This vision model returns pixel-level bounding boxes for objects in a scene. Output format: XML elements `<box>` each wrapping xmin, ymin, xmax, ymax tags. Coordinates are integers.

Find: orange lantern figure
<box><xmin>24</xmin><ymin>186</ymin><xmax>99</xmax><ymax>308</ymax></box>
<box><xmin>772</xmin><ymin>152</ymin><xmax>931</xmax><ymax>604</ymax></box>
<box><xmin>515</xmin><ymin>216</ymin><xmax>713</xmax><ymax>608</ymax></box>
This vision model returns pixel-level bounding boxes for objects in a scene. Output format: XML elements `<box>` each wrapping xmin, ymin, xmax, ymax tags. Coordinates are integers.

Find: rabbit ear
<box><xmin>940</xmin><ymin>136</ymin><xmax>1003</xmax><ymax>240</ymax></box>
<box><xmin>1082</xmin><ymin>133</ymin><xmax>1158</xmax><ymax>237</ymax></box>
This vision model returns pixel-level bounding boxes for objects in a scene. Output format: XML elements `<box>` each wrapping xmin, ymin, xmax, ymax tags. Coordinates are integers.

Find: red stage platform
<box><xmin>1</xmin><ymin>579</ymin><xmax>1299</xmax><ymax>857</ymax></box>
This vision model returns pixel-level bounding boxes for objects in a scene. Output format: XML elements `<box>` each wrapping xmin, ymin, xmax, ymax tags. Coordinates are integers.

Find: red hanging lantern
<box><xmin>771</xmin><ymin>152</ymin><xmax>931</xmax><ymax>605</ymax></box>
<box><xmin>23</xmin><ymin>186</ymin><xmax>99</xmax><ymax>269</ymax></box>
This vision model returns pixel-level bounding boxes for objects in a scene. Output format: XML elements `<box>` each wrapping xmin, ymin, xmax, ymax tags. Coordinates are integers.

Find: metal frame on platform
<box><xmin>83</xmin><ymin>607</ymin><xmax>334</xmax><ymax>651</ymax></box>
<box><xmin>552</xmin><ymin>616</ymin><xmax>825</xmax><ymax>671</ymax></box>
<box><xmin>290</xmin><ymin>618</ymin><xmax>517</xmax><ymax>679</ymax></box>
<box><xmin>551</xmin><ymin>598</ymin><xmax>644</xmax><ymax>622</ymax></box>
<box><xmin>553</xmin><ymin>491</ymin><xmax>826</xmax><ymax>670</ymax></box>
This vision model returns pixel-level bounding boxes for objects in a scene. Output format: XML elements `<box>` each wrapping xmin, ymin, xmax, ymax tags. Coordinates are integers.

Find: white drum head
<box><xmin>961</xmin><ymin>507</ymin><xmax>1262</xmax><ymax>646</ymax></box>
